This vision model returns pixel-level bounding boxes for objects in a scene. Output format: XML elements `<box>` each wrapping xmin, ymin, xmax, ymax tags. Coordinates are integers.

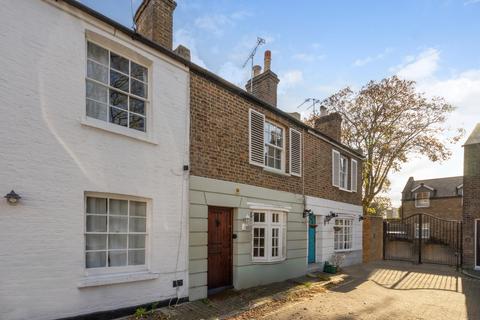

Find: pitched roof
<box><xmin>402</xmin><ymin>176</ymin><xmax>463</xmax><ymax>200</ymax></box>
<box><xmin>60</xmin><ymin>0</ymin><xmax>364</xmax><ymax>160</ymax></box>
<box><xmin>465</xmin><ymin>123</ymin><xmax>480</xmax><ymax>146</ymax></box>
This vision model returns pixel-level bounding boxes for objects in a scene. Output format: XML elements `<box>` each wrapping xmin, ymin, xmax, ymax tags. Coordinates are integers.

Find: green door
<box><xmin>308</xmin><ymin>215</ymin><xmax>316</xmax><ymax>264</ymax></box>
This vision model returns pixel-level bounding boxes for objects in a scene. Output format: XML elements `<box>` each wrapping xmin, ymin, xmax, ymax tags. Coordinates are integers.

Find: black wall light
<box><xmin>4</xmin><ymin>190</ymin><xmax>21</xmax><ymax>205</ymax></box>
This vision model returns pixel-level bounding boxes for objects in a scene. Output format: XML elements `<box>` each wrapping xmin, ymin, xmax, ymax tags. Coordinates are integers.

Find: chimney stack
<box><xmin>314</xmin><ymin>108</ymin><xmax>343</xmax><ymax>142</ymax></box>
<box><xmin>245</xmin><ymin>50</ymin><xmax>280</xmax><ymax>107</ymax></box>
<box><xmin>134</xmin><ymin>0</ymin><xmax>176</xmax><ymax>50</ymax></box>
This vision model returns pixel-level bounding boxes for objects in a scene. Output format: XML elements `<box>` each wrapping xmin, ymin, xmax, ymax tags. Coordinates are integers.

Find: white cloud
<box><xmin>194</xmin><ymin>11</ymin><xmax>252</xmax><ymax>36</ymax></box>
<box><xmin>353</xmin><ymin>48</ymin><xmax>392</xmax><ymax>67</ymax></box>
<box><xmin>391</xmin><ymin>48</ymin><xmax>440</xmax><ymax>80</ymax></box>
<box><xmin>464</xmin><ymin>0</ymin><xmax>480</xmax><ymax>5</ymax></box>
<box><xmin>173</xmin><ymin>29</ymin><xmax>207</xmax><ymax>68</ymax></box>
<box><xmin>293</xmin><ymin>53</ymin><xmax>326</xmax><ymax>63</ymax></box>
<box><xmin>279</xmin><ymin>70</ymin><xmax>304</xmax><ymax>91</ymax></box>
<box><xmin>218</xmin><ymin>61</ymin><xmax>250</xmax><ymax>86</ymax></box>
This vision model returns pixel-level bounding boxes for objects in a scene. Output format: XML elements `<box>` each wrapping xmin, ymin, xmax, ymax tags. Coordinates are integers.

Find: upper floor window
<box><xmin>415</xmin><ymin>191</ymin><xmax>430</xmax><ymax>208</ymax></box>
<box><xmin>85</xmin><ymin>195</ymin><xmax>147</xmax><ymax>269</ymax></box>
<box><xmin>332</xmin><ymin>150</ymin><xmax>358</xmax><ymax>192</ymax></box>
<box><xmin>86</xmin><ymin>41</ymin><xmax>148</xmax><ymax>132</ymax></box>
<box><xmin>264</xmin><ymin>121</ymin><xmax>284</xmax><ymax>170</ymax></box>
<box><xmin>252</xmin><ymin>211</ymin><xmax>286</xmax><ymax>262</ymax></box>
<box><xmin>249</xmin><ymin>109</ymin><xmax>301</xmax><ymax>175</ymax></box>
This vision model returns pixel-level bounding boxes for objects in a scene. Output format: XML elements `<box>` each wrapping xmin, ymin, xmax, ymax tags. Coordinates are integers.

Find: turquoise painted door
<box><xmin>308</xmin><ymin>215</ymin><xmax>316</xmax><ymax>263</ymax></box>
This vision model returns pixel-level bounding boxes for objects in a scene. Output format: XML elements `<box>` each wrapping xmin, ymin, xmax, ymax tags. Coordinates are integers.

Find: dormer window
<box><xmin>415</xmin><ymin>192</ymin><xmax>430</xmax><ymax>208</ymax></box>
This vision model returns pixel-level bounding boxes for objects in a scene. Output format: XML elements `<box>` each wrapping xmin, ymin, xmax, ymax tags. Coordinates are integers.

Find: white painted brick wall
<box><xmin>0</xmin><ymin>1</ymin><xmax>189</xmax><ymax>319</ymax></box>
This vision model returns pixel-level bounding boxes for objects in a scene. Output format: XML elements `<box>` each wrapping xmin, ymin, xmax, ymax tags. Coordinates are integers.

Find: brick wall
<box><xmin>314</xmin><ymin>113</ymin><xmax>342</xmax><ymax>142</ymax></box>
<box><xmin>463</xmin><ymin>143</ymin><xmax>480</xmax><ymax>268</ymax></box>
<box><xmin>401</xmin><ymin>197</ymin><xmax>463</xmax><ymax>220</ymax></box>
<box><xmin>190</xmin><ymin>71</ymin><xmax>362</xmax><ymax>205</ymax></box>
<box><xmin>135</xmin><ymin>0</ymin><xmax>176</xmax><ymax>49</ymax></box>
<box><xmin>362</xmin><ymin>216</ymin><xmax>384</xmax><ymax>263</ymax></box>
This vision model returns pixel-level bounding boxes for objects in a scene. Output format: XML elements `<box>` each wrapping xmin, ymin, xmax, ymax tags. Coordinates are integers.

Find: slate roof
<box><xmin>465</xmin><ymin>123</ymin><xmax>480</xmax><ymax>146</ymax></box>
<box><xmin>402</xmin><ymin>176</ymin><xmax>463</xmax><ymax>200</ymax></box>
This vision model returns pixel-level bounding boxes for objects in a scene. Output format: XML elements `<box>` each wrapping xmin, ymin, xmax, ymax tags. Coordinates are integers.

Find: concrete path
<box><xmin>262</xmin><ymin>261</ymin><xmax>480</xmax><ymax>320</ymax></box>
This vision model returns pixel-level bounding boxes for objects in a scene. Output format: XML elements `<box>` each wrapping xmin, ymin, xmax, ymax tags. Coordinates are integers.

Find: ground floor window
<box><xmin>334</xmin><ymin>218</ymin><xmax>353</xmax><ymax>251</ymax></box>
<box><xmin>85</xmin><ymin>195</ymin><xmax>147</xmax><ymax>269</ymax></box>
<box><xmin>252</xmin><ymin>211</ymin><xmax>286</xmax><ymax>262</ymax></box>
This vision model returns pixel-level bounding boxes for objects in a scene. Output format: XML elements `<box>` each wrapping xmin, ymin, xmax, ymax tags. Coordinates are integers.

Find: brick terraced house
<box><xmin>463</xmin><ymin>123</ymin><xmax>480</xmax><ymax>270</ymax></box>
<box><xmin>401</xmin><ymin>176</ymin><xmax>463</xmax><ymax>220</ymax></box>
<box><xmin>134</xmin><ymin>0</ymin><xmax>363</xmax><ymax>300</ymax></box>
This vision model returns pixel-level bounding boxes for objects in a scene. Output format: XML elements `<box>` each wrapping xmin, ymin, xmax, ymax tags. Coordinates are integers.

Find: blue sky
<box><xmin>80</xmin><ymin>0</ymin><xmax>480</xmax><ymax>206</ymax></box>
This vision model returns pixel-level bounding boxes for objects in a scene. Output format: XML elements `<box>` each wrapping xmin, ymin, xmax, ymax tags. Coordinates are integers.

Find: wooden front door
<box><xmin>208</xmin><ymin>207</ymin><xmax>233</xmax><ymax>290</ymax></box>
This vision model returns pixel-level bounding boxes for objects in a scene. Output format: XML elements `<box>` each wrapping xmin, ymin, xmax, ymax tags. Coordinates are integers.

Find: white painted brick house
<box><xmin>0</xmin><ymin>1</ymin><xmax>190</xmax><ymax>319</ymax></box>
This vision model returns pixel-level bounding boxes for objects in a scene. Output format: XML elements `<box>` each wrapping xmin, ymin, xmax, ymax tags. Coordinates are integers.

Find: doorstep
<box><xmin>120</xmin><ymin>272</ymin><xmax>348</xmax><ymax>320</ymax></box>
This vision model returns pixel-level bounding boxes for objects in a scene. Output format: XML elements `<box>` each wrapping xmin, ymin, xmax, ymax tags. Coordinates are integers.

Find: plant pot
<box><xmin>309</xmin><ymin>224</ymin><xmax>318</xmax><ymax>228</ymax></box>
<box><xmin>323</xmin><ymin>262</ymin><xmax>337</xmax><ymax>274</ymax></box>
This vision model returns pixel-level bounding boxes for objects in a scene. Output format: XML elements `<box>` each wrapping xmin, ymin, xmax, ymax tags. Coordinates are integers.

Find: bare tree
<box><xmin>306</xmin><ymin>76</ymin><xmax>463</xmax><ymax>214</ymax></box>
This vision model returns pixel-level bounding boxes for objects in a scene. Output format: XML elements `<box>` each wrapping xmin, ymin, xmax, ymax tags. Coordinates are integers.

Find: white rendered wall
<box><xmin>306</xmin><ymin>197</ymin><xmax>363</xmax><ymax>267</ymax></box>
<box><xmin>0</xmin><ymin>1</ymin><xmax>189</xmax><ymax>319</ymax></box>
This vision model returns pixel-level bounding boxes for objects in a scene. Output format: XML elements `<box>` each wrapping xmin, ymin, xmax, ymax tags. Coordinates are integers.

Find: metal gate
<box><xmin>383</xmin><ymin>213</ymin><xmax>462</xmax><ymax>268</ymax></box>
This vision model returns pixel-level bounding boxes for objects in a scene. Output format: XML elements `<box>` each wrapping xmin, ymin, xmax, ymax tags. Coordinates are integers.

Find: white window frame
<box><xmin>84</xmin><ymin>193</ymin><xmax>149</xmax><ymax>276</ymax></box>
<box><xmin>334</xmin><ymin>218</ymin><xmax>353</xmax><ymax>252</ymax></box>
<box><xmin>251</xmin><ymin>211</ymin><xmax>287</xmax><ymax>263</ymax></box>
<box><xmin>415</xmin><ymin>192</ymin><xmax>430</xmax><ymax>208</ymax></box>
<box><xmin>264</xmin><ymin>121</ymin><xmax>286</xmax><ymax>172</ymax></box>
<box><xmin>339</xmin><ymin>155</ymin><xmax>349</xmax><ymax>191</ymax></box>
<box><xmin>351</xmin><ymin>159</ymin><xmax>358</xmax><ymax>192</ymax></box>
<box><xmin>414</xmin><ymin>223</ymin><xmax>431</xmax><ymax>239</ymax></box>
<box><xmin>81</xmin><ymin>34</ymin><xmax>158</xmax><ymax>145</ymax></box>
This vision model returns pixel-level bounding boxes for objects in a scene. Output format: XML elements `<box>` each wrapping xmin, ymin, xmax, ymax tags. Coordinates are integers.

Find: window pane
<box><xmin>87</xmin><ymin>60</ymin><xmax>108</xmax><ymax>84</ymax></box>
<box><xmin>131</xmin><ymin>62</ymin><xmax>148</xmax><ymax>82</ymax></box>
<box><xmin>130</xmin><ymin>201</ymin><xmax>146</xmax><ymax>217</ymax></box>
<box><xmin>129</xmin><ymin>217</ymin><xmax>146</xmax><ymax>232</ymax></box>
<box><xmin>108</xmin><ymin>251</ymin><xmax>127</xmax><ymax>267</ymax></box>
<box><xmin>110</xmin><ymin>70</ymin><xmax>129</xmax><ymax>92</ymax></box>
<box><xmin>109</xmin><ymin>90</ymin><xmax>128</xmax><ymax>110</ymax></box>
<box><xmin>86</xmin><ymin>215</ymin><xmax>107</xmax><ymax>232</ymax></box>
<box><xmin>87</xmin><ymin>197</ymin><xmax>107</xmax><ymax>214</ymax></box>
<box><xmin>86</xmin><ymin>234</ymin><xmax>107</xmax><ymax>250</ymax></box>
<box><xmin>109</xmin><ymin>216</ymin><xmax>128</xmax><ymax>232</ymax></box>
<box><xmin>109</xmin><ymin>234</ymin><xmax>127</xmax><ymax>249</ymax></box>
<box><xmin>128</xmin><ymin>250</ymin><xmax>145</xmax><ymax>265</ymax></box>
<box><xmin>275</xmin><ymin>158</ymin><xmax>281</xmax><ymax>170</ymax></box>
<box><xmin>87</xmin><ymin>42</ymin><xmax>108</xmax><ymax>65</ymax></box>
<box><xmin>110</xmin><ymin>107</ymin><xmax>128</xmax><ymax>127</ymax></box>
<box><xmin>130</xmin><ymin>97</ymin><xmax>145</xmax><ymax>115</ymax></box>
<box><xmin>129</xmin><ymin>114</ymin><xmax>145</xmax><ymax>132</ymax></box>
<box><xmin>86</xmin><ymin>99</ymin><xmax>107</xmax><ymax>121</ymax></box>
<box><xmin>86</xmin><ymin>251</ymin><xmax>106</xmax><ymax>268</ymax></box>
<box><xmin>129</xmin><ymin>234</ymin><xmax>146</xmax><ymax>248</ymax></box>
<box><xmin>110</xmin><ymin>53</ymin><xmax>129</xmax><ymax>74</ymax></box>
<box><xmin>86</xmin><ymin>80</ymin><xmax>108</xmax><ymax>103</ymax></box>
<box><xmin>131</xmin><ymin>79</ymin><xmax>147</xmax><ymax>98</ymax></box>
<box><xmin>109</xmin><ymin>199</ymin><xmax>128</xmax><ymax>215</ymax></box>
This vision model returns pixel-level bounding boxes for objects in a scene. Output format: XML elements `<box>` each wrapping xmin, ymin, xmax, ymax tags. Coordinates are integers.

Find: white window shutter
<box><xmin>332</xmin><ymin>150</ymin><xmax>340</xmax><ymax>187</ymax></box>
<box><xmin>249</xmin><ymin>109</ymin><xmax>265</xmax><ymax>166</ymax></box>
<box><xmin>351</xmin><ymin>159</ymin><xmax>358</xmax><ymax>192</ymax></box>
<box><xmin>289</xmin><ymin>128</ymin><xmax>302</xmax><ymax>176</ymax></box>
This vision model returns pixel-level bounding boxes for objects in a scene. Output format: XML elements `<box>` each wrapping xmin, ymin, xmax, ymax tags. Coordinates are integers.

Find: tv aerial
<box><xmin>242</xmin><ymin>37</ymin><xmax>266</xmax><ymax>92</ymax></box>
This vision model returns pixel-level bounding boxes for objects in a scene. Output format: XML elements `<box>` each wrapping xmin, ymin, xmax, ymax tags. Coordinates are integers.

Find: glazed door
<box><xmin>308</xmin><ymin>215</ymin><xmax>316</xmax><ymax>263</ymax></box>
<box><xmin>208</xmin><ymin>207</ymin><xmax>233</xmax><ymax>290</ymax></box>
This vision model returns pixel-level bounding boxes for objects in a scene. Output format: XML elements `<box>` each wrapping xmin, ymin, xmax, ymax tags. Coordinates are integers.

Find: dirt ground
<box><xmin>256</xmin><ymin>261</ymin><xmax>480</xmax><ymax>320</ymax></box>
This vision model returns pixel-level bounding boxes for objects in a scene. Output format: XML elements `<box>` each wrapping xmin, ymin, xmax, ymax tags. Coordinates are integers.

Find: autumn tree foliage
<box><xmin>306</xmin><ymin>76</ymin><xmax>463</xmax><ymax>214</ymax></box>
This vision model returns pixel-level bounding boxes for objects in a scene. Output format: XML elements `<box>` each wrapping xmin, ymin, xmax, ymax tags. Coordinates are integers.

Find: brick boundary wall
<box><xmin>363</xmin><ymin>216</ymin><xmax>384</xmax><ymax>263</ymax></box>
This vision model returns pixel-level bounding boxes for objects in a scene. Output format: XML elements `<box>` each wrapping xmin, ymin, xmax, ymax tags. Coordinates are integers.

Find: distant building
<box><xmin>463</xmin><ymin>123</ymin><xmax>480</xmax><ymax>270</ymax></box>
<box><xmin>401</xmin><ymin>176</ymin><xmax>463</xmax><ymax>220</ymax></box>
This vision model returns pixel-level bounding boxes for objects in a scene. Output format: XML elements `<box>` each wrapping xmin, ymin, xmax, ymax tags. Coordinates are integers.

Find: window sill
<box><xmin>334</xmin><ymin>249</ymin><xmax>354</xmax><ymax>253</ymax></box>
<box><xmin>78</xmin><ymin>271</ymin><xmax>159</xmax><ymax>288</ymax></box>
<box><xmin>263</xmin><ymin>167</ymin><xmax>290</xmax><ymax>177</ymax></box>
<box><xmin>338</xmin><ymin>187</ymin><xmax>352</xmax><ymax>193</ymax></box>
<box><xmin>252</xmin><ymin>258</ymin><xmax>287</xmax><ymax>264</ymax></box>
<box><xmin>81</xmin><ymin>117</ymin><xmax>158</xmax><ymax>145</ymax></box>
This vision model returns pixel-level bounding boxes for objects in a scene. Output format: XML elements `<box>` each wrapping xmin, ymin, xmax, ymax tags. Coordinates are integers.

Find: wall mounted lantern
<box><xmin>359</xmin><ymin>215</ymin><xmax>365</xmax><ymax>222</ymax></box>
<box><xmin>4</xmin><ymin>190</ymin><xmax>21</xmax><ymax>205</ymax></box>
<box><xmin>324</xmin><ymin>212</ymin><xmax>338</xmax><ymax>224</ymax></box>
<box><xmin>303</xmin><ymin>209</ymin><xmax>313</xmax><ymax>218</ymax></box>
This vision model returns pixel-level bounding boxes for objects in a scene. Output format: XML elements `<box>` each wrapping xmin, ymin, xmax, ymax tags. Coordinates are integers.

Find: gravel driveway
<box><xmin>262</xmin><ymin>261</ymin><xmax>480</xmax><ymax>320</ymax></box>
